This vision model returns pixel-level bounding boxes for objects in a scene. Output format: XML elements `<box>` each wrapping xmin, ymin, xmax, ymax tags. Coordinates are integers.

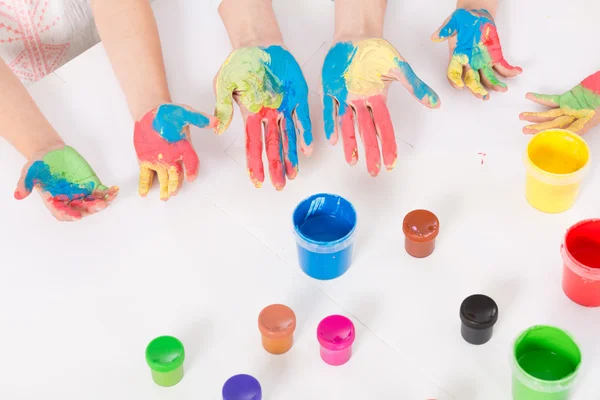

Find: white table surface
<box><xmin>1</xmin><ymin>0</ymin><xmax>599</xmax><ymax>399</ymax></box>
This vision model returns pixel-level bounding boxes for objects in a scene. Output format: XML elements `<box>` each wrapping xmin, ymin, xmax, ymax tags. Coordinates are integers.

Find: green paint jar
<box><xmin>511</xmin><ymin>325</ymin><xmax>581</xmax><ymax>400</ymax></box>
<box><xmin>145</xmin><ymin>336</ymin><xmax>185</xmax><ymax>387</ymax></box>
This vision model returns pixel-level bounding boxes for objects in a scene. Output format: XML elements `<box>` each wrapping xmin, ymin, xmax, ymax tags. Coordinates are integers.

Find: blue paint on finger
<box><xmin>395</xmin><ymin>59</ymin><xmax>440</xmax><ymax>107</ymax></box>
<box><xmin>153</xmin><ymin>104</ymin><xmax>211</xmax><ymax>143</ymax></box>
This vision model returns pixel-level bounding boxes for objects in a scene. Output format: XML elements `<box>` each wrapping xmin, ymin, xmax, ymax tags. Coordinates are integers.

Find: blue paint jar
<box><xmin>292</xmin><ymin>193</ymin><xmax>357</xmax><ymax>280</ymax></box>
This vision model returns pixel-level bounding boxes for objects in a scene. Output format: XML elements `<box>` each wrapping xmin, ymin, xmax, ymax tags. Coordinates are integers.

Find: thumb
<box><xmin>214</xmin><ymin>95</ymin><xmax>234</xmax><ymax>135</ymax></box>
<box><xmin>214</xmin><ymin>73</ymin><xmax>235</xmax><ymax>135</ymax></box>
<box><xmin>432</xmin><ymin>13</ymin><xmax>457</xmax><ymax>42</ymax></box>
<box><xmin>14</xmin><ymin>162</ymin><xmax>35</xmax><ymax>200</ymax></box>
<box><xmin>178</xmin><ymin>105</ymin><xmax>218</xmax><ymax>130</ymax></box>
<box><xmin>392</xmin><ymin>59</ymin><xmax>441</xmax><ymax>109</ymax></box>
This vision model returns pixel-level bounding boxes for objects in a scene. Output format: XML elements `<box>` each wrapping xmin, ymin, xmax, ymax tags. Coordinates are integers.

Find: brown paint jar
<box><xmin>258</xmin><ymin>304</ymin><xmax>296</xmax><ymax>355</ymax></box>
<box><xmin>402</xmin><ymin>209</ymin><xmax>440</xmax><ymax>258</ymax></box>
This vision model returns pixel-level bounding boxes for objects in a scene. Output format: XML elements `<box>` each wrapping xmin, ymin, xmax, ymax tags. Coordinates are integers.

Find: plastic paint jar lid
<box><xmin>258</xmin><ymin>304</ymin><xmax>296</xmax><ymax>339</ymax></box>
<box><xmin>402</xmin><ymin>209</ymin><xmax>439</xmax><ymax>243</ymax></box>
<box><xmin>222</xmin><ymin>374</ymin><xmax>262</xmax><ymax>400</ymax></box>
<box><xmin>317</xmin><ymin>315</ymin><xmax>355</xmax><ymax>351</ymax></box>
<box><xmin>524</xmin><ymin>129</ymin><xmax>590</xmax><ymax>186</ymax></box>
<box><xmin>460</xmin><ymin>294</ymin><xmax>498</xmax><ymax>330</ymax></box>
<box><xmin>561</xmin><ymin>218</ymin><xmax>600</xmax><ymax>280</ymax></box>
<box><xmin>145</xmin><ymin>336</ymin><xmax>185</xmax><ymax>373</ymax></box>
<box><xmin>292</xmin><ymin>193</ymin><xmax>357</xmax><ymax>254</ymax></box>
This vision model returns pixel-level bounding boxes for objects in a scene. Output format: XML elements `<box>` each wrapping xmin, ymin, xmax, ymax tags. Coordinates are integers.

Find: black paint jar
<box><xmin>460</xmin><ymin>294</ymin><xmax>498</xmax><ymax>345</ymax></box>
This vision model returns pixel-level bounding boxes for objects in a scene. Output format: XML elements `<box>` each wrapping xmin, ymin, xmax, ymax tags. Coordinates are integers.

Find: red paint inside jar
<box><xmin>562</xmin><ymin>219</ymin><xmax>600</xmax><ymax>307</ymax></box>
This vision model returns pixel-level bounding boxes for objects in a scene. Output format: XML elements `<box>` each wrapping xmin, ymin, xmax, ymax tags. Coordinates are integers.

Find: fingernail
<box><xmin>14</xmin><ymin>190</ymin><xmax>22</xmax><ymax>200</ymax></box>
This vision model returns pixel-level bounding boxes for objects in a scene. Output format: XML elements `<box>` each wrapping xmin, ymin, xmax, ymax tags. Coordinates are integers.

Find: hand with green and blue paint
<box><xmin>322</xmin><ymin>38</ymin><xmax>440</xmax><ymax>177</ymax></box>
<box><xmin>14</xmin><ymin>145</ymin><xmax>119</xmax><ymax>221</ymax></box>
<box><xmin>214</xmin><ymin>46</ymin><xmax>313</xmax><ymax>191</ymax></box>
<box><xmin>432</xmin><ymin>6</ymin><xmax>522</xmax><ymax>100</ymax></box>
<box><xmin>520</xmin><ymin>71</ymin><xmax>600</xmax><ymax>135</ymax></box>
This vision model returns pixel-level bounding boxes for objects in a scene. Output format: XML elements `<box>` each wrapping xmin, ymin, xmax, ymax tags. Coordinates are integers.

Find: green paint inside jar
<box><xmin>511</xmin><ymin>325</ymin><xmax>581</xmax><ymax>400</ymax></box>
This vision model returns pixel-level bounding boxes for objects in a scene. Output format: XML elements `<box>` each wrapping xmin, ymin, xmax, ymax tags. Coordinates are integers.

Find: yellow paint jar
<box><xmin>525</xmin><ymin>129</ymin><xmax>590</xmax><ymax>213</ymax></box>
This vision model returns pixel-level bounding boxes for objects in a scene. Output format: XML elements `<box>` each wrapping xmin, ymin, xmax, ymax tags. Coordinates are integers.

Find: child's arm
<box><xmin>0</xmin><ymin>59</ymin><xmax>64</xmax><ymax>159</ymax></box>
<box><xmin>0</xmin><ymin>59</ymin><xmax>118</xmax><ymax>221</ymax></box>
<box><xmin>91</xmin><ymin>0</ymin><xmax>216</xmax><ymax>201</ymax></box>
<box><xmin>432</xmin><ymin>0</ymin><xmax>521</xmax><ymax>100</ymax></box>
<box><xmin>457</xmin><ymin>0</ymin><xmax>497</xmax><ymax>16</ymax></box>
<box><xmin>91</xmin><ymin>0</ymin><xmax>170</xmax><ymax>120</ymax></box>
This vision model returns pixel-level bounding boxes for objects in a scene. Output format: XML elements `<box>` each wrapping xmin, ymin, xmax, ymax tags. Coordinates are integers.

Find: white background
<box><xmin>0</xmin><ymin>0</ymin><xmax>599</xmax><ymax>399</ymax></box>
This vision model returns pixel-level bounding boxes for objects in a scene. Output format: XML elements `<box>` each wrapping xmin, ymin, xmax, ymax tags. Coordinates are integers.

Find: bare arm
<box><xmin>91</xmin><ymin>0</ymin><xmax>171</xmax><ymax>120</ymax></box>
<box><xmin>0</xmin><ymin>60</ymin><xmax>118</xmax><ymax>221</ymax></box>
<box><xmin>457</xmin><ymin>0</ymin><xmax>498</xmax><ymax>16</ymax></box>
<box><xmin>219</xmin><ymin>0</ymin><xmax>283</xmax><ymax>48</ymax></box>
<box><xmin>334</xmin><ymin>0</ymin><xmax>386</xmax><ymax>42</ymax></box>
<box><xmin>0</xmin><ymin>59</ymin><xmax>64</xmax><ymax>159</ymax></box>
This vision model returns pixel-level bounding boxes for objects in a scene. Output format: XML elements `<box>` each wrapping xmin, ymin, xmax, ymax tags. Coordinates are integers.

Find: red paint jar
<box><xmin>561</xmin><ymin>219</ymin><xmax>600</xmax><ymax>307</ymax></box>
<box><xmin>402</xmin><ymin>209</ymin><xmax>439</xmax><ymax>258</ymax></box>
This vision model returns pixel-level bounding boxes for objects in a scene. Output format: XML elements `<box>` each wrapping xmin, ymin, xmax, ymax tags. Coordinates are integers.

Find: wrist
<box><xmin>219</xmin><ymin>0</ymin><xmax>284</xmax><ymax>48</ymax></box>
<box><xmin>26</xmin><ymin>135</ymin><xmax>65</xmax><ymax>161</ymax></box>
<box><xmin>334</xmin><ymin>0</ymin><xmax>386</xmax><ymax>42</ymax></box>
<box><xmin>456</xmin><ymin>0</ymin><xmax>498</xmax><ymax>17</ymax></box>
<box><xmin>132</xmin><ymin>94</ymin><xmax>172</xmax><ymax>121</ymax></box>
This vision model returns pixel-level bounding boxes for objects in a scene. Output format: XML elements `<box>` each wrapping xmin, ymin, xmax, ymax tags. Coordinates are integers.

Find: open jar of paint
<box><xmin>511</xmin><ymin>325</ymin><xmax>581</xmax><ymax>400</ymax></box>
<box><xmin>524</xmin><ymin>129</ymin><xmax>590</xmax><ymax>213</ymax></box>
<box><xmin>292</xmin><ymin>193</ymin><xmax>357</xmax><ymax>280</ymax></box>
<box><xmin>561</xmin><ymin>219</ymin><xmax>600</xmax><ymax>307</ymax></box>
<box><xmin>317</xmin><ymin>315</ymin><xmax>355</xmax><ymax>366</ymax></box>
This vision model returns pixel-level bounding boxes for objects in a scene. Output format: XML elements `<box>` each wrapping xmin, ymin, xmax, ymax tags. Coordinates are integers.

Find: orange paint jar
<box><xmin>258</xmin><ymin>304</ymin><xmax>296</xmax><ymax>355</ymax></box>
<box><xmin>403</xmin><ymin>209</ymin><xmax>440</xmax><ymax>258</ymax></box>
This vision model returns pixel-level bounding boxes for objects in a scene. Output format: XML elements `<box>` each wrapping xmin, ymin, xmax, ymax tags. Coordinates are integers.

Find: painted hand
<box><xmin>14</xmin><ymin>145</ymin><xmax>119</xmax><ymax>222</ymax></box>
<box><xmin>134</xmin><ymin>104</ymin><xmax>217</xmax><ymax>200</ymax></box>
<box><xmin>520</xmin><ymin>71</ymin><xmax>600</xmax><ymax>135</ymax></box>
<box><xmin>214</xmin><ymin>46</ymin><xmax>313</xmax><ymax>190</ymax></box>
<box><xmin>432</xmin><ymin>9</ymin><xmax>522</xmax><ymax>100</ymax></box>
<box><xmin>321</xmin><ymin>38</ymin><xmax>440</xmax><ymax>176</ymax></box>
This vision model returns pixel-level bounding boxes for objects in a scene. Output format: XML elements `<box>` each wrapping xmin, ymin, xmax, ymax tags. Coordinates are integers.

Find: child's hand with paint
<box><xmin>214</xmin><ymin>46</ymin><xmax>312</xmax><ymax>190</ymax></box>
<box><xmin>432</xmin><ymin>4</ymin><xmax>522</xmax><ymax>101</ymax></box>
<box><xmin>323</xmin><ymin>0</ymin><xmax>440</xmax><ymax>177</ymax></box>
<box><xmin>134</xmin><ymin>104</ymin><xmax>217</xmax><ymax>200</ymax></box>
<box><xmin>215</xmin><ymin>0</ymin><xmax>312</xmax><ymax>191</ymax></box>
<box><xmin>520</xmin><ymin>71</ymin><xmax>600</xmax><ymax>135</ymax></box>
<box><xmin>14</xmin><ymin>145</ymin><xmax>119</xmax><ymax>222</ymax></box>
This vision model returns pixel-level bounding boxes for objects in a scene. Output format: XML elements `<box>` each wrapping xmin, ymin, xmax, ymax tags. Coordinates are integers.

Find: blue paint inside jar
<box><xmin>293</xmin><ymin>194</ymin><xmax>357</xmax><ymax>280</ymax></box>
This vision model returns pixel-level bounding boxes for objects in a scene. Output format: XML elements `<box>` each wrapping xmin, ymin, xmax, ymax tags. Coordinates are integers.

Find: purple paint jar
<box><xmin>222</xmin><ymin>374</ymin><xmax>261</xmax><ymax>400</ymax></box>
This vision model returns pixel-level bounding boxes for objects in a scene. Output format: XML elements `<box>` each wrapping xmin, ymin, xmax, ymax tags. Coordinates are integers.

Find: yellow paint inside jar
<box><xmin>525</xmin><ymin>129</ymin><xmax>590</xmax><ymax>213</ymax></box>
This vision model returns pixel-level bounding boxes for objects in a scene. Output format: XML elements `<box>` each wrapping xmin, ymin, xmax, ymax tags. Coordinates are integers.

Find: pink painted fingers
<box><xmin>322</xmin><ymin>39</ymin><xmax>440</xmax><ymax>176</ymax></box>
<box><xmin>214</xmin><ymin>46</ymin><xmax>312</xmax><ymax>190</ymax></box>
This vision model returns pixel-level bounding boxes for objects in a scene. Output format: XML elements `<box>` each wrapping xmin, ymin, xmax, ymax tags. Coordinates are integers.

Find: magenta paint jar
<box><xmin>317</xmin><ymin>315</ymin><xmax>355</xmax><ymax>366</ymax></box>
